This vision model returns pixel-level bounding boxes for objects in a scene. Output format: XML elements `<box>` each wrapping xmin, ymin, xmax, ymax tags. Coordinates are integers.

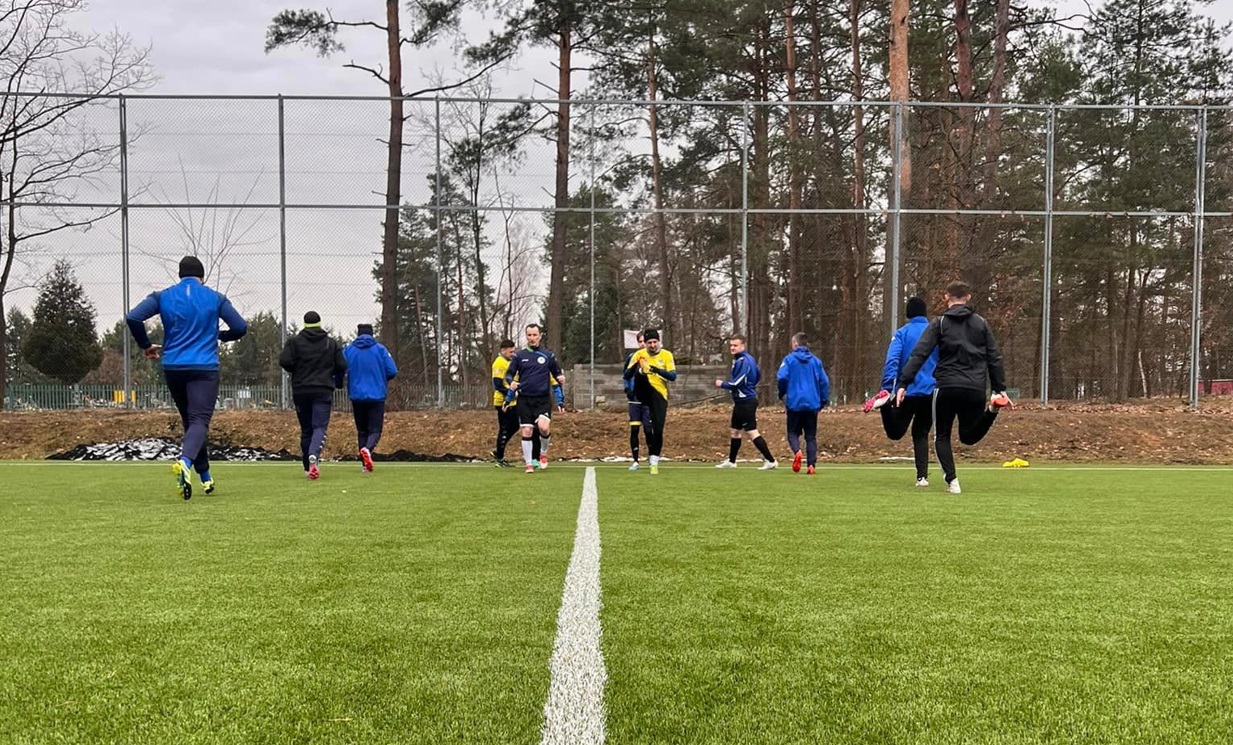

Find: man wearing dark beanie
<box><xmin>625</xmin><ymin>327</ymin><xmax>677</xmax><ymax>474</ymax></box>
<box><xmin>342</xmin><ymin>322</ymin><xmax>398</xmax><ymax>471</ymax></box>
<box><xmin>870</xmin><ymin>296</ymin><xmax>938</xmax><ymax>487</ymax></box>
<box><xmin>125</xmin><ymin>255</ymin><xmax>248</xmax><ymax>499</ymax></box>
<box><xmin>280</xmin><ymin>311</ymin><xmax>347</xmax><ymax>480</ymax></box>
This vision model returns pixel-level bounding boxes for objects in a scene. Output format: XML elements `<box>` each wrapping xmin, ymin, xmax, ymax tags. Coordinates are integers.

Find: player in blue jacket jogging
<box><xmin>125</xmin><ymin>256</ymin><xmax>247</xmax><ymax>500</ymax></box>
<box><xmin>874</xmin><ymin>297</ymin><xmax>938</xmax><ymax>487</ymax></box>
<box><xmin>776</xmin><ymin>333</ymin><xmax>830</xmax><ymax>476</ymax></box>
<box><xmin>714</xmin><ymin>335</ymin><xmax>778</xmax><ymax>470</ymax></box>
<box><xmin>343</xmin><ymin>323</ymin><xmax>398</xmax><ymax>472</ymax></box>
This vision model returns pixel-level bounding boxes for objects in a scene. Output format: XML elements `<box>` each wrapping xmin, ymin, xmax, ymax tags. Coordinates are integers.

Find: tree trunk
<box><xmin>647</xmin><ymin>24</ymin><xmax>672</xmax><ymax>343</ymax></box>
<box><xmin>380</xmin><ymin>0</ymin><xmax>404</xmax><ymax>372</ymax></box>
<box><xmin>784</xmin><ymin>0</ymin><xmax>803</xmax><ymax>337</ymax></box>
<box><xmin>953</xmin><ymin>0</ymin><xmax>977</xmax><ymax>279</ymax></box>
<box><xmin>472</xmin><ymin>114</ymin><xmax>491</xmax><ymax>350</ymax></box>
<box><xmin>749</xmin><ymin>18</ymin><xmax>774</xmax><ymax>358</ymax></box>
<box><xmin>971</xmin><ymin>0</ymin><xmax>1010</xmax><ymax>292</ymax></box>
<box><xmin>849</xmin><ymin>0</ymin><xmax>869</xmax><ymax>402</ymax></box>
<box><xmin>886</xmin><ymin>0</ymin><xmax>911</xmax><ymax>333</ymax></box>
<box><xmin>546</xmin><ymin>17</ymin><xmax>573</xmax><ymax>353</ymax></box>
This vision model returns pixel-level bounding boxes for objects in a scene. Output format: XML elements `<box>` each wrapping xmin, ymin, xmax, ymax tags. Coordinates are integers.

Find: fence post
<box><xmin>1189</xmin><ymin>106</ymin><xmax>1208</xmax><ymax>409</ymax></box>
<box><xmin>740</xmin><ymin>101</ymin><xmax>750</xmax><ymax>335</ymax></box>
<box><xmin>278</xmin><ymin>95</ymin><xmax>289</xmax><ymax>409</ymax></box>
<box><xmin>119</xmin><ymin>95</ymin><xmax>131</xmax><ymax>408</ymax></box>
<box><xmin>889</xmin><ymin>102</ymin><xmax>904</xmax><ymax>340</ymax></box>
<box><xmin>588</xmin><ymin>100</ymin><xmax>596</xmax><ymax>409</ymax></box>
<box><xmin>1041</xmin><ymin>105</ymin><xmax>1056</xmax><ymax>407</ymax></box>
<box><xmin>435</xmin><ymin>96</ymin><xmax>444</xmax><ymax>408</ymax></box>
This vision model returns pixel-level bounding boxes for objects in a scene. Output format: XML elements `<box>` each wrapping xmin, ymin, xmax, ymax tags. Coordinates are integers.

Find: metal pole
<box><xmin>588</xmin><ymin>102</ymin><xmax>596</xmax><ymax>409</ymax></box>
<box><xmin>889</xmin><ymin>102</ymin><xmax>904</xmax><ymax>339</ymax></box>
<box><xmin>740</xmin><ymin>102</ymin><xmax>750</xmax><ymax>335</ymax></box>
<box><xmin>435</xmin><ymin>96</ymin><xmax>444</xmax><ymax>408</ymax></box>
<box><xmin>1189</xmin><ymin>106</ymin><xmax>1208</xmax><ymax>409</ymax></box>
<box><xmin>1041</xmin><ymin>106</ymin><xmax>1055</xmax><ymax>407</ymax></box>
<box><xmin>119</xmin><ymin>96</ymin><xmax>131</xmax><ymax>408</ymax></box>
<box><xmin>278</xmin><ymin>95</ymin><xmax>289</xmax><ymax>409</ymax></box>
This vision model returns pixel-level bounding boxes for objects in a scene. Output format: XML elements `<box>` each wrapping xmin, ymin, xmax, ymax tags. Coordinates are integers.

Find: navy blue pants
<box><xmin>294</xmin><ymin>392</ymin><xmax>333</xmax><ymax>470</ymax></box>
<box><xmin>165</xmin><ymin>369</ymin><xmax>219</xmax><ymax>474</ymax></box>
<box><xmin>495</xmin><ymin>405</ymin><xmax>519</xmax><ymax>459</ymax></box>
<box><xmin>352</xmin><ymin>400</ymin><xmax>386</xmax><ymax>452</ymax></box>
<box><xmin>882</xmin><ymin>394</ymin><xmax>933</xmax><ymax>480</ymax></box>
<box><xmin>785</xmin><ymin>409</ymin><xmax>819</xmax><ymax>466</ymax></box>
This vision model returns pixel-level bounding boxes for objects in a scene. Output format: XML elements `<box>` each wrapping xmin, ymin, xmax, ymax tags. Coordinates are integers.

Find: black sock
<box><xmin>728</xmin><ymin>438</ymin><xmax>741</xmax><ymax>463</ymax></box>
<box><xmin>753</xmin><ymin>436</ymin><xmax>775</xmax><ymax>463</ymax></box>
<box><xmin>630</xmin><ymin>428</ymin><xmax>640</xmax><ymax>462</ymax></box>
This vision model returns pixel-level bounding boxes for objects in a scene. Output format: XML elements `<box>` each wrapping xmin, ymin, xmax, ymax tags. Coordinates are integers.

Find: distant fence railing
<box><xmin>1</xmin><ymin>382</ymin><xmax>507</xmax><ymax>412</ymax></box>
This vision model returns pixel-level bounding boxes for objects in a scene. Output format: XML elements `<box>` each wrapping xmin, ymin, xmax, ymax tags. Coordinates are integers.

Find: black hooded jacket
<box><xmin>279</xmin><ymin>327</ymin><xmax>347</xmax><ymax>395</ymax></box>
<box><xmin>900</xmin><ymin>304</ymin><xmax>1006</xmax><ymax>393</ymax></box>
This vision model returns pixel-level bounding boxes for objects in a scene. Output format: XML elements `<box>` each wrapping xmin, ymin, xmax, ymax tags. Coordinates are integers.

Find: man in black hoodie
<box><xmin>897</xmin><ymin>281</ymin><xmax>1013</xmax><ymax>494</ymax></box>
<box><xmin>280</xmin><ymin>311</ymin><xmax>347</xmax><ymax>480</ymax></box>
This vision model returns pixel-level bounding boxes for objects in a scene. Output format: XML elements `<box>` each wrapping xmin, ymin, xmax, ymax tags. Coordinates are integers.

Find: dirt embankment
<box><xmin>2</xmin><ymin>399</ymin><xmax>1232</xmax><ymax>464</ymax></box>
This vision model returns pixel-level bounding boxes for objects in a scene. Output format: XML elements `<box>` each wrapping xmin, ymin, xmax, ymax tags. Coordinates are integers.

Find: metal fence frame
<box><xmin>3</xmin><ymin>93</ymin><xmax>1229</xmax><ymax>409</ymax></box>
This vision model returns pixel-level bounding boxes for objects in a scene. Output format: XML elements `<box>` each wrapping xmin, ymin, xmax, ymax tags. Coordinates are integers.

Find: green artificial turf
<box><xmin>598</xmin><ymin>465</ymin><xmax>1233</xmax><ymax>744</ymax></box>
<box><xmin>0</xmin><ymin>463</ymin><xmax>578</xmax><ymax>744</ymax></box>
<box><xmin>3</xmin><ymin>462</ymin><xmax>1231</xmax><ymax>744</ymax></box>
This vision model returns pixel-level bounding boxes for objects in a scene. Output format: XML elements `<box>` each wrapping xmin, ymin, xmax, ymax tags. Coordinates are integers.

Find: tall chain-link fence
<box><xmin>2</xmin><ymin>95</ymin><xmax>1230</xmax><ymax>410</ymax></box>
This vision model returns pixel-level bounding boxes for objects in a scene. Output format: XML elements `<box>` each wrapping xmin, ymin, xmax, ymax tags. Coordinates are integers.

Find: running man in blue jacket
<box><xmin>875</xmin><ymin>297</ymin><xmax>938</xmax><ymax>487</ymax></box>
<box><xmin>776</xmin><ymin>332</ymin><xmax>830</xmax><ymax>476</ymax></box>
<box><xmin>343</xmin><ymin>323</ymin><xmax>398</xmax><ymax>472</ymax></box>
<box><xmin>714</xmin><ymin>335</ymin><xmax>778</xmax><ymax>470</ymax></box>
<box><xmin>125</xmin><ymin>256</ymin><xmax>247</xmax><ymax>499</ymax></box>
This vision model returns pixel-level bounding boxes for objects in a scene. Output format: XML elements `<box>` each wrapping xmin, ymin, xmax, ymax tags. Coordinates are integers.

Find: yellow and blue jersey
<box><xmin>491</xmin><ymin>355</ymin><xmax>511</xmax><ymax>406</ymax></box>
<box><xmin>627</xmin><ymin>348</ymin><xmax>677</xmax><ymax>401</ymax></box>
<box><xmin>495</xmin><ymin>353</ymin><xmax>564</xmax><ymax>407</ymax></box>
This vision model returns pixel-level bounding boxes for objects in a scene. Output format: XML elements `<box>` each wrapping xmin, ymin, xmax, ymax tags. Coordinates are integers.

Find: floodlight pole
<box><xmin>1041</xmin><ymin>106</ymin><xmax>1056</xmax><ymax>407</ymax></box>
<box><xmin>588</xmin><ymin>102</ymin><xmax>597</xmax><ymax>409</ymax></box>
<box><xmin>889</xmin><ymin>102</ymin><xmax>904</xmax><ymax>340</ymax></box>
<box><xmin>1188</xmin><ymin>106</ymin><xmax>1208</xmax><ymax>409</ymax></box>
<box><xmin>740</xmin><ymin>102</ymin><xmax>750</xmax><ymax>335</ymax></box>
<box><xmin>120</xmin><ymin>95</ymin><xmax>131</xmax><ymax>408</ymax></box>
<box><xmin>435</xmin><ymin>96</ymin><xmax>445</xmax><ymax>408</ymax></box>
<box><xmin>278</xmin><ymin>95</ymin><xmax>289</xmax><ymax>409</ymax></box>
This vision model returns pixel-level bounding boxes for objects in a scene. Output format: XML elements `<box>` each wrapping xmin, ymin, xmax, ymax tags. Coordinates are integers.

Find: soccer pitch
<box><xmin>2</xmin><ymin>463</ymin><xmax>1231</xmax><ymax>744</ymax></box>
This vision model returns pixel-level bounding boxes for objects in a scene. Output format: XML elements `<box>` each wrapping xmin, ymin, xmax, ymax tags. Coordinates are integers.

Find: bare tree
<box><xmin>0</xmin><ymin>0</ymin><xmax>154</xmax><ymax>403</ymax></box>
<box><xmin>265</xmin><ymin>1</ymin><xmax>508</xmax><ymax>369</ymax></box>
<box><xmin>147</xmin><ymin>160</ymin><xmax>272</xmax><ymax>298</ymax></box>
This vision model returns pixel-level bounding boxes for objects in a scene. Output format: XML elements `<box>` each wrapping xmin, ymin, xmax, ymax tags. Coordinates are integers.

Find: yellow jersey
<box><xmin>491</xmin><ymin>355</ymin><xmax>511</xmax><ymax>406</ymax></box>
<box><xmin>627</xmin><ymin>348</ymin><xmax>676</xmax><ymax>400</ymax></box>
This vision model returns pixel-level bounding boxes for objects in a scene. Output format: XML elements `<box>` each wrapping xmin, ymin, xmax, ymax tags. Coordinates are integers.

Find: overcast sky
<box><xmin>8</xmin><ymin>0</ymin><xmax>1233</xmax><ymax>339</ymax></box>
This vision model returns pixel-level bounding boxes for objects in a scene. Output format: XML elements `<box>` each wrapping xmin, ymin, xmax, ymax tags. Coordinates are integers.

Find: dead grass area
<box><xmin>3</xmin><ymin>398</ymin><xmax>1232</xmax><ymax>464</ymax></box>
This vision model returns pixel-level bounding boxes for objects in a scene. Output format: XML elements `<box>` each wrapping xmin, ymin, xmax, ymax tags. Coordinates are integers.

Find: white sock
<box><xmin>540</xmin><ymin>436</ymin><xmax>551</xmax><ymax>455</ymax></box>
<box><xmin>650</xmin><ymin>455</ymin><xmax>659</xmax><ymax>466</ymax></box>
<box><xmin>521</xmin><ymin>438</ymin><xmax>534</xmax><ymax>465</ymax></box>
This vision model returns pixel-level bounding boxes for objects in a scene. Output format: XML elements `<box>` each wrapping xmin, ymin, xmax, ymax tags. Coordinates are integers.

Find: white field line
<box><xmin>540</xmin><ymin>466</ymin><xmax>607</xmax><ymax>745</ymax></box>
<box><xmin>5</xmin><ymin>461</ymin><xmax>1233</xmax><ymax>472</ymax></box>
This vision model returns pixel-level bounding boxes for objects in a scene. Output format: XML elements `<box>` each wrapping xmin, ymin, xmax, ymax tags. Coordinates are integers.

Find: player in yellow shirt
<box><xmin>490</xmin><ymin>339</ymin><xmax>519</xmax><ymax>466</ymax></box>
<box><xmin>625</xmin><ymin>328</ymin><xmax>676</xmax><ymax>474</ymax></box>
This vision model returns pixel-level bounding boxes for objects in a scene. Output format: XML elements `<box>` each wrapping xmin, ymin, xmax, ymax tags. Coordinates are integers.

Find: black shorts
<box><xmin>516</xmin><ymin>394</ymin><xmax>553</xmax><ymax>426</ymax></box>
<box><xmin>628</xmin><ymin>402</ymin><xmax>651</xmax><ymax>427</ymax></box>
<box><xmin>730</xmin><ymin>400</ymin><xmax>759</xmax><ymax>431</ymax></box>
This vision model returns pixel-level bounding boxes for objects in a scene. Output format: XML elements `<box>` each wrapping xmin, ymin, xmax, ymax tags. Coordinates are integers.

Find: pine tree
<box><xmin>22</xmin><ymin>261</ymin><xmax>103</xmax><ymax>385</ymax></box>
